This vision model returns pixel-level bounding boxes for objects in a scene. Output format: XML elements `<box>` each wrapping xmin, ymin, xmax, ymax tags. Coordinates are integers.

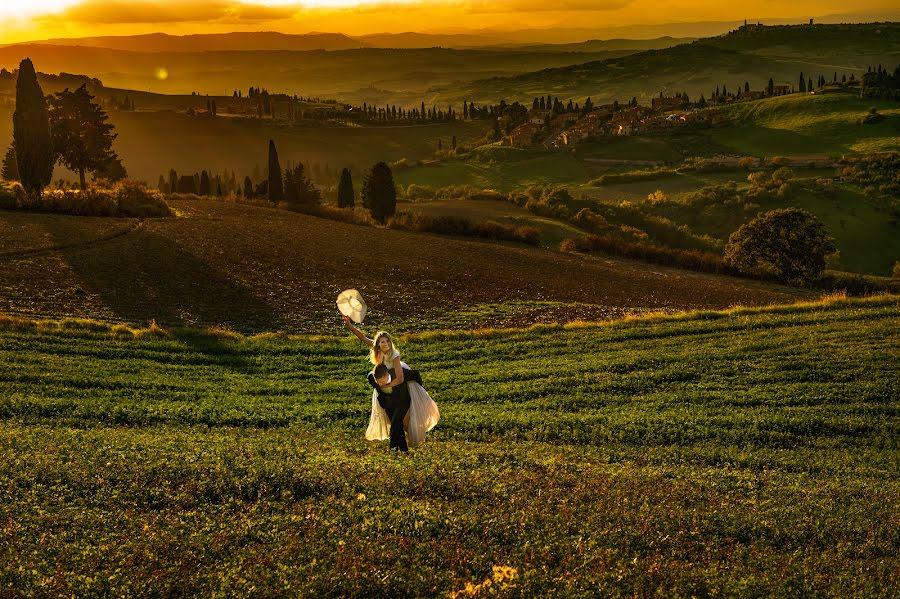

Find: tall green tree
<box><xmin>13</xmin><ymin>58</ymin><xmax>54</xmax><ymax>195</ymax></box>
<box><xmin>337</xmin><ymin>168</ymin><xmax>354</xmax><ymax>208</ymax></box>
<box><xmin>724</xmin><ymin>208</ymin><xmax>836</xmax><ymax>284</ymax></box>
<box><xmin>362</xmin><ymin>162</ymin><xmax>396</xmax><ymax>224</ymax></box>
<box><xmin>267</xmin><ymin>139</ymin><xmax>283</xmax><ymax>202</ymax></box>
<box><xmin>94</xmin><ymin>155</ymin><xmax>126</xmax><ymax>182</ymax></box>
<box><xmin>2</xmin><ymin>143</ymin><xmax>18</xmax><ymax>181</ymax></box>
<box><xmin>48</xmin><ymin>84</ymin><xmax>119</xmax><ymax>189</ymax></box>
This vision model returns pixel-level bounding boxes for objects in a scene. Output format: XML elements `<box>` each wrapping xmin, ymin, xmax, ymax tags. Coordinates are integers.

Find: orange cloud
<box><xmin>33</xmin><ymin>0</ymin><xmax>299</xmax><ymax>24</ymax></box>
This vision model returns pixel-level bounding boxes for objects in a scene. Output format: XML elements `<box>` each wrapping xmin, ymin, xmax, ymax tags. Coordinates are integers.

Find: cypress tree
<box><xmin>337</xmin><ymin>168</ymin><xmax>354</xmax><ymax>208</ymax></box>
<box><xmin>199</xmin><ymin>170</ymin><xmax>211</xmax><ymax>195</ymax></box>
<box><xmin>244</xmin><ymin>176</ymin><xmax>254</xmax><ymax>198</ymax></box>
<box><xmin>799</xmin><ymin>72</ymin><xmax>806</xmax><ymax>92</ymax></box>
<box><xmin>157</xmin><ymin>174</ymin><xmax>167</xmax><ymax>193</ymax></box>
<box><xmin>2</xmin><ymin>143</ymin><xmax>19</xmax><ymax>181</ymax></box>
<box><xmin>168</xmin><ymin>169</ymin><xmax>177</xmax><ymax>195</ymax></box>
<box><xmin>13</xmin><ymin>58</ymin><xmax>54</xmax><ymax>195</ymax></box>
<box><xmin>362</xmin><ymin>162</ymin><xmax>396</xmax><ymax>224</ymax></box>
<box><xmin>267</xmin><ymin>139</ymin><xmax>283</xmax><ymax>201</ymax></box>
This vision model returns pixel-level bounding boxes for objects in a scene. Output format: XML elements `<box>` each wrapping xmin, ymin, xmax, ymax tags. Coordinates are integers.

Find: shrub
<box><xmin>291</xmin><ymin>204</ymin><xmax>377</xmax><ymax>227</ymax></box>
<box><xmin>113</xmin><ymin>180</ymin><xmax>171</xmax><ymax>217</ymax></box>
<box><xmin>387</xmin><ymin>212</ymin><xmax>539</xmax><ymax>245</ymax></box>
<box><xmin>572</xmin><ymin>208</ymin><xmax>609</xmax><ymax>234</ymax></box>
<box><xmin>560</xmin><ymin>234</ymin><xmax>725</xmax><ymax>273</ymax></box>
<box><xmin>738</xmin><ymin>157</ymin><xmax>758</xmax><ymax>170</ymax></box>
<box><xmin>405</xmin><ymin>184</ymin><xmax>436</xmax><ymax>200</ymax></box>
<box><xmin>0</xmin><ymin>180</ymin><xmax>27</xmax><ymax>210</ymax></box>
<box><xmin>724</xmin><ymin>208</ymin><xmax>836</xmax><ymax>284</ymax></box>
<box><xmin>893</xmin><ymin>261</ymin><xmax>900</xmax><ymax>280</ymax></box>
<box><xmin>589</xmin><ymin>168</ymin><xmax>678</xmax><ymax>186</ymax></box>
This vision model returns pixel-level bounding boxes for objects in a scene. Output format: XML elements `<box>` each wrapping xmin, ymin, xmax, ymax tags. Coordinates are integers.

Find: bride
<box><xmin>342</xmin><ymin>316</ymin><xmax>440</xmax><ymax>448</ymax></box>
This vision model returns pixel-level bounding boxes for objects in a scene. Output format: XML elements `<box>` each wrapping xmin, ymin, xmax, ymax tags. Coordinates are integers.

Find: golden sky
<box><xmin>1</xmin><ymin>0</ymin><xmax>898</xmax><ymax>44</ymax></box>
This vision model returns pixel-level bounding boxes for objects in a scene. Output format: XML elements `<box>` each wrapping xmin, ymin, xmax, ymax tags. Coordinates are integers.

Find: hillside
<box><xmin>0</xmin><ymin>44</ymin><xmax>644</xmax><ymax>105</ymax></box>
<box><xmin>439</xmin><ymin>23</ymin><xmax>900</xmax><ymax>104</ymax></box>
<box><xmin>712</xmin><ymin>92</ymin><xmax>900</xmax><ymax>155</ymax></box>
<box><xmin>0</xmin><ymin>104</ymin><xmax>489</xmax><ymax>187</ymax></box>
<box><xmin>0</xmin><ymin>199</ymin><xmax>808</xmax><ymax>333</ymax></box>
<box><xmin>1</xmin><ymin>295</ymin><xmax>897</xmax><ymax>594</ymax></box>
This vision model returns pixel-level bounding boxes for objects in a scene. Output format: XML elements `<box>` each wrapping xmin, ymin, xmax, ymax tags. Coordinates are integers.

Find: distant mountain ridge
<box><xmin>5</xmin><ymin>30</ymin><xmax>698</xmax><ymax>52</ymax></box>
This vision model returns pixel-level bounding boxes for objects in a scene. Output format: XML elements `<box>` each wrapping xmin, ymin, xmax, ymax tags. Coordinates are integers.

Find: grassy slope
<box><xmin>0</xmin><ymin>199</ymin><xmax>808</xmax><ymax>332</ymax></box>
<box><xmin>0</xmin><ymin>106</ymin><xmax>490</xmax><ymax>186</ymax></box>
<box><xmin>0</xmin><ymin>296</ymin><xmax>897</xmax><ymax>595</ymax></box>
<box><xmin>396</xmin><ymin>146</ymin><xmax>592</xmax><ymax>191</ymax></box>
<box><xmin>713</xmin><ymin>93</ymin><xmax>900</xmax><ymax>155</ymax></box>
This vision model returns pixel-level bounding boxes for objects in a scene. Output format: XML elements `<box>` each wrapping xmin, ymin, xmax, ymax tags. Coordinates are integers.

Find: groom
<box><xmin>368</xmin><ymin>364</ymin><xmax>422</xmax><ymax>452</ymax></box>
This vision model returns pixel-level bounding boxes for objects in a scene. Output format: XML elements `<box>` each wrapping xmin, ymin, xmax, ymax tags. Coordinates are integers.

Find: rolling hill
<box><xmin>0</xmin><ymin>199</ymin><xmax>809</xmax><ymax>333</ymax></box>
<box><xmin>437</xmin><ymin>22</ymin><xmax>900</xmax><ymax>104</ymax></box>
<box><xmin>712</xmin><ymin>92</ymin><xmax>900</xmax><ymax>155</ymax></box>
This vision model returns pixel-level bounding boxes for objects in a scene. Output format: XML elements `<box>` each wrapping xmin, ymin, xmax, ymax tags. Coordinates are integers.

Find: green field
<box><xmin>395</xmin><ymin>146</ymin><xmax>592</xmax><ymax>192</ymax></box>
<box><xmin>1</xmin><ymin>295</ymin><xmax>897</xmax><ymax>595</ymax></box>
<box><xmin>714</xmin><ymin>93</ymin><xmax>900</xmax><ymax>156</ymax></box>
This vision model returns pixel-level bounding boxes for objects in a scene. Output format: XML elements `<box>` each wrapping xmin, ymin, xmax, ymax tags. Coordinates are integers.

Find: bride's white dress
<box><xmin>365</xmin><ymin>350</ymin><xmax>440</xmax><ymax>448</ymax></box>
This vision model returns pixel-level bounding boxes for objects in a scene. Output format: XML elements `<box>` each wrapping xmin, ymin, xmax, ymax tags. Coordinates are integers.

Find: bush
<box><xmin>285</xmin><ymin>204</ymin><xmax>376</xmax><ymax>226</ymax></box>
<box><xmin>893</xmin><ymin>261</ymin><xmax>900</xmax><ymax>280</ymax></box>
<box><xmin>0</xmin><ymin>181</ymin><xmax>28</xmax><ymax>210</ymax></box>
<box><xmin>724</xmin><ymin>208</ymin><xmax>836</xmax><ymax>284</ymax></box>
<box><xmin>561</xmin><ymin>234</ymin><xmax>726</xmax><ymax>273</ymax></box>
<box><xmin>589</xmin><ymin>168</ymin><xmax>678</xmax><ymax>186</ymax></box>
<box><xmin>404</xmin><ymin>184</ymin><xmax>436</xmax><ymax>200</ymax></box>
<box><xmin>387</xmin><ymin>212</ymin><xmax>539</xmax><ymax>245</ymax></box>
<box><xmin>114</xmin><ymin>180</ymin><xmax>171</xmax><ymax>217</ymax></box>
<box><xmin>36</xmin><ymin>180</ymin><xmax>171</xmax><ymax>217</ymax></box>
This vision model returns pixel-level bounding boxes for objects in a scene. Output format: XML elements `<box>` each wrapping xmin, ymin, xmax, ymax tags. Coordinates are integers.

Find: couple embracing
<box><xmin>342</xmin><ymin>314</ymin><xmax>440</xmax><ymax>452</ymax></box>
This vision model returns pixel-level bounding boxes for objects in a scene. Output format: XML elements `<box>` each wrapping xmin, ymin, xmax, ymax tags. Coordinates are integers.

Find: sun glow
<box><xmin>0</xmin><ymin>0</ymin><xmax>81</xmax><ymax>20</ymax></box>
<box><xmin>240</xmin><ymin>0</ymin><xmax>387</xmax><ymax>8</ymax></box>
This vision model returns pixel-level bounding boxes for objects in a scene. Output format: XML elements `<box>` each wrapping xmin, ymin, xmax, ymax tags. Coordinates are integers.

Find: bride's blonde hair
<box><xmin>369</xmin><ymin>331</ymin><xmax>396</xmax><ymax>365</ymax></box>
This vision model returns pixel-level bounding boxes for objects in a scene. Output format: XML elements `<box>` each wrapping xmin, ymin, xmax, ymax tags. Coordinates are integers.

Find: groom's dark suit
<box><xmin>367</xmin><ymin>368</ymin><xmax>422</xmax><ymax>452</ymax></box>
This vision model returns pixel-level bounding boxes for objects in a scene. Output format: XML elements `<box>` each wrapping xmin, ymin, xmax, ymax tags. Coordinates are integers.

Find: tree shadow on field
<box><xmin>43</xmin><ymin>219</ymin><xmax>282</xmax><ymax>338</ymax></box>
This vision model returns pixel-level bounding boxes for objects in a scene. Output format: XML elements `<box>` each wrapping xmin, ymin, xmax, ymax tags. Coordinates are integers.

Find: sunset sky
<box><xmin>1</xmin><ymin>0</ymin><xmax>898</xmax><ymax>44</ymax></box>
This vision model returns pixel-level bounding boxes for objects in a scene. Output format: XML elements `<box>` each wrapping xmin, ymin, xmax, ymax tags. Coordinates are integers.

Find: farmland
<box><xmin>0</xmin><ymin>295</ymin><xmax>897</xmax><ymax>595</ymax></box>
<box><xmin>0</xmin><ymin>199</ymin><xmax>808</xmax><ymax>333</ymax></box>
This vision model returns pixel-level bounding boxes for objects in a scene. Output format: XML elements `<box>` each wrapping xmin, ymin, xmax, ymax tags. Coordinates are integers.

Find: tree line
<box><xmin>160</xmin><ymin>138</ymin><xmax>399</xmax><ymax>224</ymax></box>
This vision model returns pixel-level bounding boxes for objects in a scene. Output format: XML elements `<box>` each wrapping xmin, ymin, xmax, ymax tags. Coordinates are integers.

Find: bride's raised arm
<box><xmin>342</xmin><ymin>315</ymin><xmax>374</xmax><ymax>348</ymax></box>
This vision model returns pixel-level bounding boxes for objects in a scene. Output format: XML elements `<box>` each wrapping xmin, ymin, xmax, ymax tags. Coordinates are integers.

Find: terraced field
<box><xmin>0</xmin><ymin>295</ymin><xmax>897</xmax><ymax>595</ymax></box>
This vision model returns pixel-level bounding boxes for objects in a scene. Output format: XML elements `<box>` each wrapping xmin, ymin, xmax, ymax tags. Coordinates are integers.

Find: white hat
<box><xmin>336</xmin><ymin>289</ymin><xmax>367</xmax><ymax>323</ymax></box>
